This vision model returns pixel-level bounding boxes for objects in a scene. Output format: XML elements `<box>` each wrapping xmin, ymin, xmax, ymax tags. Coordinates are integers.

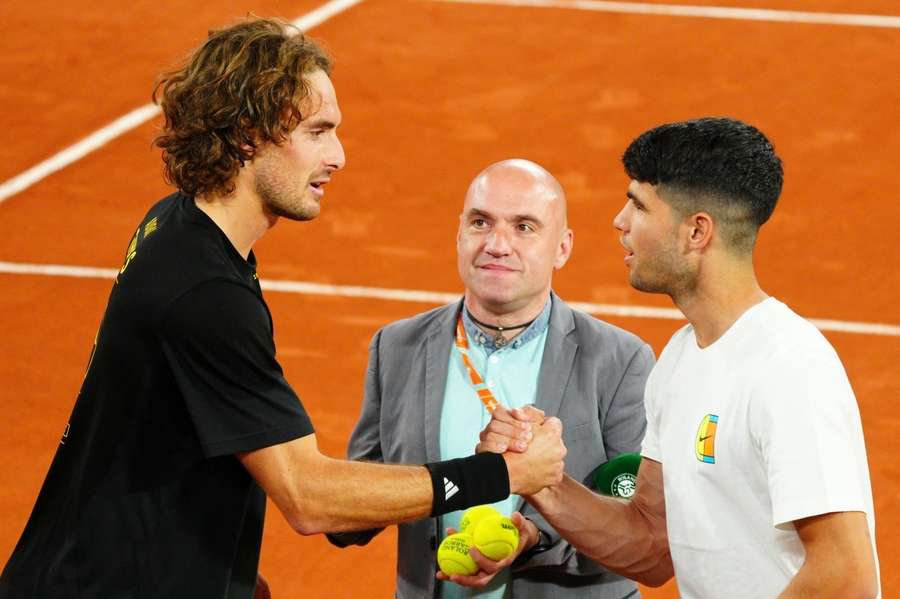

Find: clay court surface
<box><xmin>1</xmin><ymin>0</ymin><xmax>898</xmax><ymax>596</ymax></box>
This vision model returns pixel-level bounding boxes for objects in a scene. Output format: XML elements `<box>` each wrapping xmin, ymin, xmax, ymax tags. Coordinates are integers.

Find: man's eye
<box><xmin>518</xmin><ymin>223</ymin><xmax>534</xmax><ymax>232</ymax></box>
<box><xmin>472</xmin><ymin>218</ymin><xmax>488</xmax><ymax>228</ymax></box>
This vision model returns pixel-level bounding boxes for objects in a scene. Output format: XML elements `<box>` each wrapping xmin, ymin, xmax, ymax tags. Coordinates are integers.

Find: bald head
<box><xmin>465</xmin><ymin>159</ymin><xmax>568</xmax><ymax>231</ymax></box>
<box><xmin>457</xmin><ymin>159</ymin><xmax>574</xmax><ymax>319</ymax></box>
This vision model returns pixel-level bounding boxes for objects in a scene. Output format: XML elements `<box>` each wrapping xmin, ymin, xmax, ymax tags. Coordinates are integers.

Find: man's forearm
<box><xmin>528</xmin><ymin>474</ymin><xmax>673</xmax><ymax>587</ymax></box>
<box><xmin>307</xmin><ymin>450</ymin><xmax>530</xmax><ymax>533</ymax></box>
<box><xmin>292</xmin><ymin>456</ymin><xmax>434</xmax><ymax>534</ymax></box>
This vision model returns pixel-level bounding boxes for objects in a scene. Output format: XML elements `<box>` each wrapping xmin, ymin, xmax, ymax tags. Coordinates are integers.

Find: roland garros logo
<box><xmin>611</xmin><ymin>473</ymin><xmax>637</xmax><ymax>498</ymax></box>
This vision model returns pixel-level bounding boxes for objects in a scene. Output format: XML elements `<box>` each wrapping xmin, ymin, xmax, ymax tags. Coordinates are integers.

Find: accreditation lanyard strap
<box><xmin>455</xmin><ymin>314</ymin><xmax>500</xmax><ymax>413</ymax></box>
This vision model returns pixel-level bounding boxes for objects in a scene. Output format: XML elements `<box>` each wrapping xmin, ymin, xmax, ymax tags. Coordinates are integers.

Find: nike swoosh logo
<box><xmin>699</xmin><ymin>435</ymin><xmax>712</xmax><ymax>441</ymax></box>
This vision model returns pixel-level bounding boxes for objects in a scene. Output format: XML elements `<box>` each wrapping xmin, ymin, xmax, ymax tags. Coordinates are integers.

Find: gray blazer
<box><xmin>328</xmin><ymin>293</ymin><xmax>654</xmax><ymax>598</ymax></box>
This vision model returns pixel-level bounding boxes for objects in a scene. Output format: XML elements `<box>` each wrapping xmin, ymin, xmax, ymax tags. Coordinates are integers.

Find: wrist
<box><xmin>527</xmin><ymin>480</ymin><xmax>558</xmax><ymax>507</ymax></box>
<box><xmin>525</xmin><ymin>521</ymin><xmax>541</xmax><ymax>551</ymax></box>
<box><xmin>503</xmin><ymin>453</ymin><xmax>517</xmax><ymax>494</ymax></box>
<box><xmin>503</xmin><ymin>452</ymin><xmax>529</xmax><ymax>495</ymax></box>
<box><xmin>516</xmin><ymin>524</ymin><xmax>552</xmax><ymax>563</ymax></box>
<box><xmin>425</xmin><ymin>453</ymin><xmax>510</xmax><ymax>517</ymax></box>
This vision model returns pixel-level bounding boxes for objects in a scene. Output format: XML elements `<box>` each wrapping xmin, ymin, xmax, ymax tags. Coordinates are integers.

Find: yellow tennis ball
<box><xmin>472</xmin><ymin>515</ymin><xmax>519</xmax><ymax>561</ymax></box>
<box><xmin>459</xmin><ymin>505</ymin><xmax>501</xmax><ymax>533</ymax></box>
<box><xmin>437</xmin><ymin>532</ymin><xmax>478</xmax><ymax>576</ymax></box>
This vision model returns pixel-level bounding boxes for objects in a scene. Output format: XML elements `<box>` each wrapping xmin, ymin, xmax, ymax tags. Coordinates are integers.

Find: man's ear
<box><xmin>554</xmin><ymin>228</ymin><xmax>574</xmax><ymax>270</ymax></box>
<box><xmin>686</xmin><ymin>212</ymin><xmax>714</xmax><ymax>251</ymax></box>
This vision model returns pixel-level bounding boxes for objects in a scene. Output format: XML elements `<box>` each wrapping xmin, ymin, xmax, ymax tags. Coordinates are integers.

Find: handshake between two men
<box><xmin>437</xmin><ymin>405</ymin><xmax>561</xmax><ymax>589</ymax></box>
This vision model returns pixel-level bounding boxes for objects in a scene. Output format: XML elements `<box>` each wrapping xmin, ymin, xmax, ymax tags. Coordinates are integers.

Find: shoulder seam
<box><xmin>158</xmin><ymin>277</ymin><xmax>264</xmax><ymax>331</ymax></box>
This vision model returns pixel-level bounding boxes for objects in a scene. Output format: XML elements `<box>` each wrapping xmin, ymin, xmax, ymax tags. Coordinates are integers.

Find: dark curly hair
<box><xmin>153</xmin><ymin>17</ymin><xmax>331</xmax><ymax>197</ymax></box>
<box><xmin>622</xmin><ymin>117</ymin><xmax>783</xmax><ymax>253</ymax></box>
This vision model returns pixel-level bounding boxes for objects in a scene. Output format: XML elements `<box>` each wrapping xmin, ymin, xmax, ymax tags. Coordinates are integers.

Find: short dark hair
<box><xmin>153</xmin><ymin>17</ymin><xmax>331</xmax><ymax>197</ymax></box>
<box><xmin>622</xmin><ymin>117</ymin><xmax>783</xmax><ymax>253</ymax></box>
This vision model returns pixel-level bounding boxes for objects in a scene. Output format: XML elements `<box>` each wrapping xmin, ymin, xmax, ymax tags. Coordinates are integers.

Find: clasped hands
<box><xmin>437</xmin><ymin>406</ymin><xmax>565</xmax><ymax>588</ymax></box>
<box><xmin>489</xmin><ymin>405</ymin><xmax>565</xmax><ymax>498</ymax></box>
<box><xmin>478</xmin><ymin>405</ymin><xmax>551</xmax><ymax>455</ymax></box>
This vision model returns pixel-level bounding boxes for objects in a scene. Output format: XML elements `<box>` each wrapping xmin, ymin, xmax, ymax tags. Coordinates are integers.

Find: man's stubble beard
<box><xmin>255</xmin><ymin>166</ymin><xmax>319</xmax><ymax>222</ymax></box>
<box><xmin>630</xmin><ymin>251</ymin><xmax>696</xmax><ymax>299</ymax></box>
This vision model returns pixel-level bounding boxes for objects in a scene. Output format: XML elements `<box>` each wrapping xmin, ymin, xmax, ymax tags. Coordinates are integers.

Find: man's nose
<box><xmin>327</xmin><ymin>135</ymin><xmax>346</xmax><ymax>171</ymax></box>
<box><xmin>485</xmin><ymin>227</ymin><xmax>512</xmax><ymax>256</ymax></box>
<box><xmin>613</xmin><ymin>203</ymin><xmax>629</xmax><ymax>232</ymax></box>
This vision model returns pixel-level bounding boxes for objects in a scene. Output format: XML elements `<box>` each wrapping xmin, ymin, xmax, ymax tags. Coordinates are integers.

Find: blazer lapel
<box><xmin>423</xmin><ymin>300</ymin><xmax>461</xmax><ymax>462</ymax></box>
<box><xmin>534</xmin><ymin>293</ymin><xmax>577</xmax><ymax>419</ymax></box>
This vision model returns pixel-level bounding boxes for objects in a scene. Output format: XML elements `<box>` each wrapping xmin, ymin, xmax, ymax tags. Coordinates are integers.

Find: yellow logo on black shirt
<box><xmin>119</xmin><ymin>228</ymin><xmax>140</xmax><ymax>276</ymax></box>
<box><xmin>118</xmin><ymin>217</ymin><xmax>160</xmax><ymax>279</ymax></box>
<box><xmin>143</xmin><ymin>217</ymin><xmax>158</xmax><ymax>238</ymax></box>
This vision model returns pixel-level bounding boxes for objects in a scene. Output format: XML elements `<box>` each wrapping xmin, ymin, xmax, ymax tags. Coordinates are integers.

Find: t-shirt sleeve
<box><xmin>640</xmin><ymin>366</ymin><xmax>662</xmax><ymax>462</ymax></box>
<box><xmin>160</xmin><ymin>278</ymin><xmax>314</xmax><ymax>457</ymax></box>
<box><xmin>750</xmin><ymin>349</ymin><xmax>870</xmax><ymax>526</ymax></box>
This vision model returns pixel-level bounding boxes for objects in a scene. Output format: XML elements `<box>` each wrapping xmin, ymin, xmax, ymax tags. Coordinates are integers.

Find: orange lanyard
<box><xmin>455</xmin><ymin>314</ymin><xmax>500</xmax><ymax>413</ymax></box>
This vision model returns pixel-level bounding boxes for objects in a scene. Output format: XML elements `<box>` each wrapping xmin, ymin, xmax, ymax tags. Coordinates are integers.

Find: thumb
<box><xmin>508</xmin><ymin>512</ymin><xmax>536</xmax><ymax>550</ymax></box>
<box><xmin>542</xmin><ymin>417</ymin><xmax>563</xmax><ymax>434</ymax></box>
<box><xmin>520</xmin><ymin>405</ymin><xmax>546</xmax><ymax>422</ymax></box>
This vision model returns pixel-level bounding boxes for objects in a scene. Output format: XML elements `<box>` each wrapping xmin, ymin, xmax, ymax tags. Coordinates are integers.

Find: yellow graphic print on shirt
<box><xmin>118</xmin><ymin>217</ymin><xmax>159</xmax><ymax>279</ymax></box>
<box><xmin>695</xmin><ymin>414</ymin><xmax>718</xmax><ymax>464</ymax></box>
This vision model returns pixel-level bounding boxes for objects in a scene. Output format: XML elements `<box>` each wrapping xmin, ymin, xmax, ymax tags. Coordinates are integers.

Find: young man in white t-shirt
<box><xmin>472</xmin><ymin>118</ymin><xmax>880</xmax><ymax>598</ymax></box>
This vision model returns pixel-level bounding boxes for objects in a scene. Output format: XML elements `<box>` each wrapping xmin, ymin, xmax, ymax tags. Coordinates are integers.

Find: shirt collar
<box><xmin>461</xmin><ymin>297</ymin><xmax>552</xmax><ymax>355</ymax></box>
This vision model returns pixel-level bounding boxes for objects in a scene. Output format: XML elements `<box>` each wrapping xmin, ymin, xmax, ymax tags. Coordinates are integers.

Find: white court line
<box><xmin>2</xmin><ymin>260</ymin><xmax>899</xmax><ymax>337</ymax></box>
<box><xmin>0</xmin><ymin>0</ymin><xmax>364</xmax><ymax>205</ymax></box>
<box><xmin>432</xmin><ymin>0</ymin><xmax>900</xmax><ymax>28</ymax></box>
<box><xmin>0</xmin><ymin>105</ymin><xmax>162</xmax><ymax>203</ymax></box>
<box><xmin>294</xmin><ymin>0</ymin><xmax>364</xmax><ymax>31</ymax></box>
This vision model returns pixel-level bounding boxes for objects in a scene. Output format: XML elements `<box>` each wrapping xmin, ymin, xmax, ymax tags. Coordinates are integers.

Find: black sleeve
<box><xmin>160</xmin><ymin>278</ymin><xmax>314</xmax><ymax>457</ymax></box>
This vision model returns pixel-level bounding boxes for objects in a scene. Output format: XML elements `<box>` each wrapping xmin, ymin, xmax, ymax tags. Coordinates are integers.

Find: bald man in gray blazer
<box><xmin>329</xmin><ymin>160</ymin><xmax>652</xmax><ymax>599</ymax></box>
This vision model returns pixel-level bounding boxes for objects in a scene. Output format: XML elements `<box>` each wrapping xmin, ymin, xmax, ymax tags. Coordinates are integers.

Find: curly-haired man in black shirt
<box><xmin>0</xmin><ymin>17</ymin><xmax>567</xmax><ymax>599</ymax></box>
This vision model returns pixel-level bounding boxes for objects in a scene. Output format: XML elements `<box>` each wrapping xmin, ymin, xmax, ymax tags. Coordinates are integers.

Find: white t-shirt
<box><xmin>642</xmin><ymin>298</ymin><xmax>880</xmax><ymax>598</ymax></box>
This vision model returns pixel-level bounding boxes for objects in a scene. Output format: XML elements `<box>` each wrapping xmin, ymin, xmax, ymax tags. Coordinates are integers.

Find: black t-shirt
<box><xmin>0</xmin><ymin>193</ymin><xmax>314</xmax><ymax>598</ymax></box>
